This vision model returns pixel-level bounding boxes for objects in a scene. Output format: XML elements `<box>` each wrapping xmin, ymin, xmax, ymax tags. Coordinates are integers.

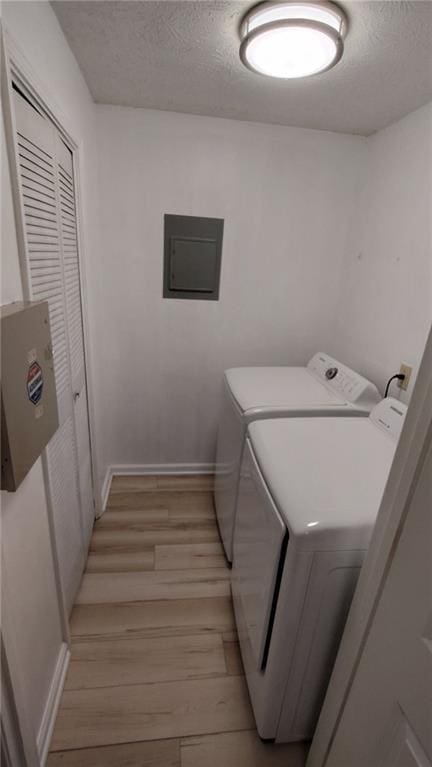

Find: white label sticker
<box><xmin>28</xmin><ymin>348</ymin><xmax>37</xmax><ymax>364</ymax></box>
<box><xmin>35</xmin><ymin>405</ymin><xmax>44</xmax><ymax>419</ymax></box>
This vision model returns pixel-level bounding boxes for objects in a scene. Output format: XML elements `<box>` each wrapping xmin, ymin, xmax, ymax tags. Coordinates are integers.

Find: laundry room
<box><xmin>1</xmin><ymin>2</ymin><xmax>431</xmax><ymax>766</ymax></box>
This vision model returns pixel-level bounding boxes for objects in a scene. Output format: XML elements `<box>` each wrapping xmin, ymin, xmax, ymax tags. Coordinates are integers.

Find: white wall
<box><xmin>1</xmin><ymin>0</ymin><xmax>99</xmax><ymax>752</ymax></box>
<box><xmin>95</xmin><ymin>105</ymin><xmax>366</xmax><ymax>476</ymax></box>
<box><xmin>326</xmin><ymin>103</ymin><xmax>432</xmax><ymax>401</ymax></box>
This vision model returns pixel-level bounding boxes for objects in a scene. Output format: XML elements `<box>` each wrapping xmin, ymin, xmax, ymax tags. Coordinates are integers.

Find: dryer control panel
<box><xmin>370</xmin><ymin>397</ymin><xmax>407</xmax><ymax>441</ymax></box>
<box><xmin>308</xmin><ymin>352</ymin><xmax>380</xmax><ymax>411</ymax></box>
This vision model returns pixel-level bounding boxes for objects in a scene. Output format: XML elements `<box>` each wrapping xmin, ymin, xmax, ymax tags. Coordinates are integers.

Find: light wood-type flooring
<box><xmin>48</xmin><ymin>475</ymin><xmax>308</xmax><ymax>766</ymax></box>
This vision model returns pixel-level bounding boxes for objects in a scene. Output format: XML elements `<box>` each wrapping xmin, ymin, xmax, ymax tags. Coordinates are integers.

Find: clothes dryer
<box><xmin>231</xmin><ymin>397</ymin><xmax>406</xmax><ymax>742</ymax></box>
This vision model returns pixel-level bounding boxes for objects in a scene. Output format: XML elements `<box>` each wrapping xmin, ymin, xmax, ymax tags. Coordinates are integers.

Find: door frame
<box><xmin>1</xmin><ymin>22</ymin><xmax>100</xmax><ymax>765</ymax></box>
<box><xmin>307</xmin><ymin>325</ymin><xmax>432</xmax><ymax>766</ymax></box>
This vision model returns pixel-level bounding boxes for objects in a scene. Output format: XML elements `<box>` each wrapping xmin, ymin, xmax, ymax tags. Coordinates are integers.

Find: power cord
<box><xmin>384</xmin><ymin>373</ymin><xmax>405</xmax><ymax>398</ymax></box>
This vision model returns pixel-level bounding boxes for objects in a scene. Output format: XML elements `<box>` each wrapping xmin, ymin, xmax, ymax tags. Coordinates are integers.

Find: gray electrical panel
<box><xmin>1</xmin><ymin>301</ymin><xmax>59</xmax><ymax>491</ymax></box>
<box><xmin>163</xmin><ymin>214</ymin><xmax>224</xmax><ymax>300</ymax></box>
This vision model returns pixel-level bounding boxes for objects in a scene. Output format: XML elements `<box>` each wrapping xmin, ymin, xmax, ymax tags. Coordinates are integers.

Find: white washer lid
<box><xmin>248</xmin><ymin>414</ymin><xmax>399</xmax><ymax>551</ymax></box>
<box><xmin>225</xmin><ymin>367</ymin><xmax>343</xmax><ymax>413</ymax></box>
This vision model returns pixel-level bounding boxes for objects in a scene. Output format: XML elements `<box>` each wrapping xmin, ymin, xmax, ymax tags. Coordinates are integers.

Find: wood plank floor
<box><xmin>48</xmin><ymin>475</ymin><xmax>308</xmax><ymax>766</ymax></box>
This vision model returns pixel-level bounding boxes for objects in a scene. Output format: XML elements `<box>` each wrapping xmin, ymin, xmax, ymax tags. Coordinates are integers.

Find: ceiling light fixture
<box><xmin>239</xmin><ymin>1</ymin><xmax>347</xmax><ymax>79</ymax></box>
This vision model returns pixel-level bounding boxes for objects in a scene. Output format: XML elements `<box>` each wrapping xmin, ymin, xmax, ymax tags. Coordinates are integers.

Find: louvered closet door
<box><xmin>13</xmin><ymin>91</ymin><xmax>92</xmax><ymax>612</ymax></box>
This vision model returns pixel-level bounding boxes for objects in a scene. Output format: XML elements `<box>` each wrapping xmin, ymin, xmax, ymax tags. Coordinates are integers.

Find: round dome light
<box><xmin>239</xmin><ymin>1</ymin><xmax>347</xmax><ymax>79</ymax></box>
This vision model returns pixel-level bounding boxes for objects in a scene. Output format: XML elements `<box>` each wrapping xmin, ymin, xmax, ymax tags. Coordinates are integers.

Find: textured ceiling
<box><xmin>52</xmin><ymin>0</ymin><xmax>432</xmax><ymax>135</ymax></box>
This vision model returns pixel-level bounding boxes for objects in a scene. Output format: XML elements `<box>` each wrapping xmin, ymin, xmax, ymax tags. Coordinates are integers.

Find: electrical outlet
<box><xmin>398</xmin><ymin>364</ymin><xmax>412</xmax><ymax>391</ymax></box>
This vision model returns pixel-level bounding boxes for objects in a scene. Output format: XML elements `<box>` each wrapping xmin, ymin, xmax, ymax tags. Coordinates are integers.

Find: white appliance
<box><xmin>231</xmin><ymin>397</ymin><xmax>407</xmax><ymax>743</ymax></box>
<box><xmin>214</xmin><ymin>353</ymin><xmax>380</xmax><ymax>562</ymax></box>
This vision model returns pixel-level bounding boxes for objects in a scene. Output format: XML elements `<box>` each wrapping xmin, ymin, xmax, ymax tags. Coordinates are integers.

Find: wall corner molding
<box><xmin>100</xmin><ymin>466</ymin><xmax>113</xmax><ymax>514</ymax></box>
<box><xmin>36</xmin><ymin>642</ymin><xmax>70</xmax><ymax>766</ymax></box>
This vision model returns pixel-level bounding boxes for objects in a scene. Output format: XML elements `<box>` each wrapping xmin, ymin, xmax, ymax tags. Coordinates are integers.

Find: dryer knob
<box><xmin>325</xmin><ymin>367</ymin><xmax>338</xmax><ymax>380</ymax></box>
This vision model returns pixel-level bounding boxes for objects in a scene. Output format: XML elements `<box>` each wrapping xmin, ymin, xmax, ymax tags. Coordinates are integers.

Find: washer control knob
<box><xmin>325</xmin><ymin>367</ymin><xmax>338</xmax><ymax>380</ymax></box>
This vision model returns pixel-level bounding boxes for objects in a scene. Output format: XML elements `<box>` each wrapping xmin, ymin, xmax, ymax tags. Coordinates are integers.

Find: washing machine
<box><xmin>231</xmin><ymin>397</ymin><xmax>406</xmax><ymax>743</ymax></box>
<box><xmin>214</xmin><ymin>352</ymin><xmax>380</xmax><ymax>562</ymax></box>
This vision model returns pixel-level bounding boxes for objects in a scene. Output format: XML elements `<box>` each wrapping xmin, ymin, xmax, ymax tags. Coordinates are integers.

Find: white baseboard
<box><xmin>110</xmin><ymin>463</ymin><xmax>215</xmax><ymax>476</ymax></box>
<box><xmin>37</xmin><ymin>642</ymin><xmax>70</xmax><ymax>766</ymax></box>
<box><xmin>100</xmin><ymin>463</ymin><xmax>215</xmax><ymax>512</ymax></box>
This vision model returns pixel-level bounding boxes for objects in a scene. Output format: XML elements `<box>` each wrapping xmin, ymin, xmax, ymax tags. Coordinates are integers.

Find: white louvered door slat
<box><xmin>13</xmin><ymin>90</ymin><xmax>93</xmax><ymax>612</ymax></box>
<box><xmin>56</xmin><ymin>138</ymin><xmax>85</xmax><ymax>392</ymax></box>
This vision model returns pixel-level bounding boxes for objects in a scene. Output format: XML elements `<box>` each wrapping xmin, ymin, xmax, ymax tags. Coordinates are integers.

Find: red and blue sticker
<box><xmin>27</xmin><ymin>361</ymin><xmax>44</xmax><ymax>405</ymax></box>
